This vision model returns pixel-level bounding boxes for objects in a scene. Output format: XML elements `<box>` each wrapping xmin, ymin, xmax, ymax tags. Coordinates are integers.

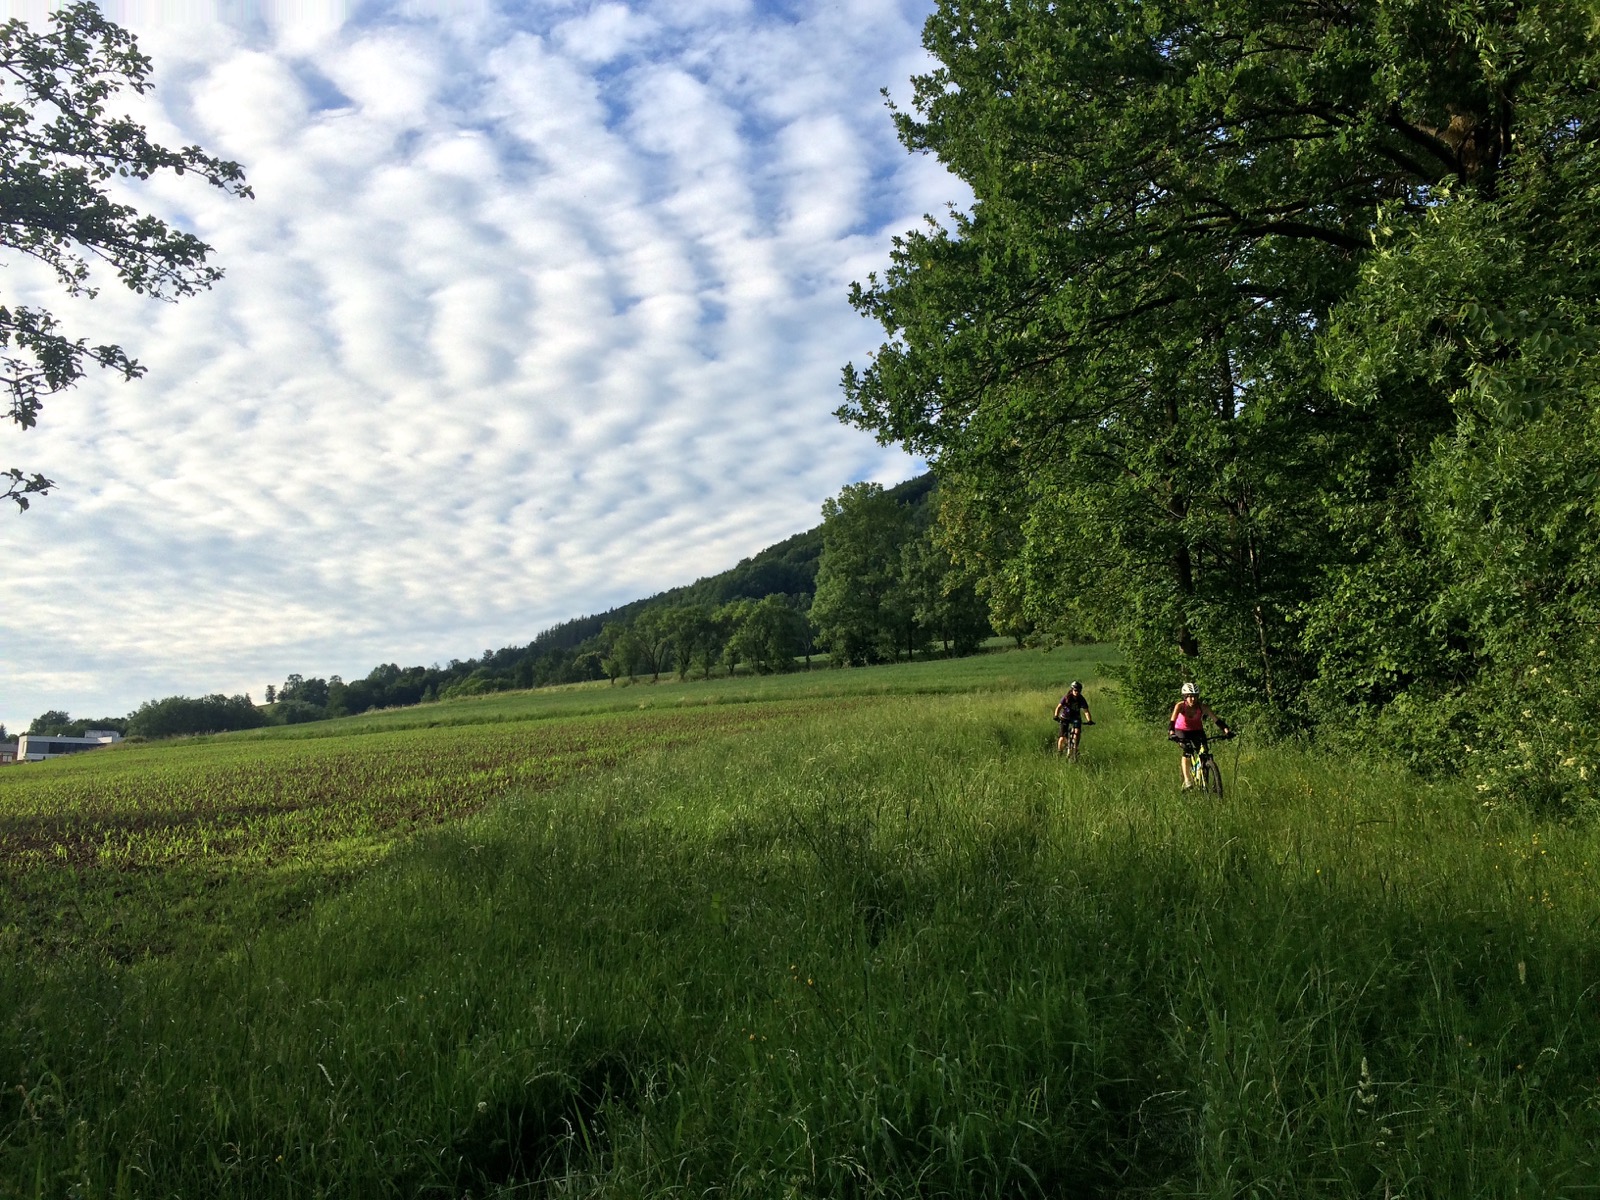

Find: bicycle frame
<box><xmin>1175</xmin><ymin>730</ymin><xmax>1231</xmax><ymax>794</ymax></box>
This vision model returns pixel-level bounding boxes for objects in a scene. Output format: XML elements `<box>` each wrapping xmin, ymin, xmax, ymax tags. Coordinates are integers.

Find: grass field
<box><xmin>0</xmin><ymin>701</ymin><xmax>803</xmax><ymax>961</ymax></box>
<box><xmin>3</xmin><ymin>647</ymin><xmax>1599</xmax><ymax>1197</ymax></box>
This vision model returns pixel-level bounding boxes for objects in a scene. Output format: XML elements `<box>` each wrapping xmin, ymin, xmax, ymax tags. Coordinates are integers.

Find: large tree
<box><xmin>901</xmin><ymin>519</ymin><xmax>990</xmax><ymax>657</ymax></box>
<box><xmin>843</xmin><ymin>0</ymin><xmax>1597</xmax><ymax>734</ymax></box>
<box><xmin>810</xmin><ymin>482</ymin><xmax>915</xmax><ymax>666</ymax></box>
<box><xmin>1</xmin><ymin>3</ymin><xmax>249</xmax><ymax>510</ymax></box>
<box><xmin>726</xmin><ymin>594</ymin><xmax>808</xmax><ymax>675</ymax></box>
<box><xmin>658</xmin><ymin>604</ymin><xmax>719</xmax><ymax>681</ymax></box>
<box><xmin>1308</xmin><ymin>68</ymin><xmax>1600</xmax><ymax>799</ymax></box>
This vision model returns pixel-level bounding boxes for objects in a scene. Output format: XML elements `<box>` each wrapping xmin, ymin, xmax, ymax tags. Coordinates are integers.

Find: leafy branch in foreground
<box><xmin>0</xmin><ymin>1</ymin><xmax>250</xmax><ymax>510</ymax></box>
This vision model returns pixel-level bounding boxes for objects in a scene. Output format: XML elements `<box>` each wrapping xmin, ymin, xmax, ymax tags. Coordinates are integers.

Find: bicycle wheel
<box><xmin>1067</xmin><ymin>726</ymin><xmax>1081</xmax><ymax>761</ymax></box>
<box><xmin>1201</xmin><ymin>756</ymin><xmax>1224</xmax><ymax>796</ymax></box>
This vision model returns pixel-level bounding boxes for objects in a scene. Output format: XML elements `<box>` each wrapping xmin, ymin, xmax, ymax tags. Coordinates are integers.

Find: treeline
<box><xmin>25</xmin><ymin>476</ymin><xmax>994</xmax><ymax>740</ymax></box>
<box><xmin>24</xmin><ymin>697</ymin><xmax>262</xmax><ymax>741</ymax></box>
<box><xmin>252</xmin><ymin>475</ymin><xmax>988</xmax><ymax>722</ymax></box>
<box><xmin>843</xmin><ymin>2</ymin><xmax>1600</xmax><ymax>809</ymax></box>
<box><xmin>22</xmin><ymin>710</ymin><xmax>129</xmax><ymax>738</ymax></box>
<box><xmin>125</xmin><ymin>695</ymin><xmax>263</xmax><ymax>739</ymax></box>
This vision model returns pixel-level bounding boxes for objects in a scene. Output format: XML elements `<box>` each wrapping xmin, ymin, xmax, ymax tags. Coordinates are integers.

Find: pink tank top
<box><xmin>1174</xmin><ymin>703</ymin><xmax>1202</xmax><ymax>732</ymax></box>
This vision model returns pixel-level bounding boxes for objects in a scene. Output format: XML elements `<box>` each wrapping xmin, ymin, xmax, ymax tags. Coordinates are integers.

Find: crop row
<box><xmin>0</xmin><ymin>703</ymin><xmax>818</xmax><ymax>960</ymax></box>
<box><xmin>0</xmin><ymin>705</ymin><xmax>800</xmax><ymax>875</ymax></box>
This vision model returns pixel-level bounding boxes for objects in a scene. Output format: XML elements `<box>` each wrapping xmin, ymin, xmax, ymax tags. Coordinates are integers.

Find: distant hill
<box><xmin>523</xmin><ymin>473</ymin><xmax>936</xmax><ymax>655</ymax></box>
<box><xmin>251</xmin><ymin>473</ymin><xmax>941</xmax><ymax>720</ymax></box>
<box><xmin>36</xmin><ymin>475</ymin><xmax>946</xmax><ymax>737</ymax></box>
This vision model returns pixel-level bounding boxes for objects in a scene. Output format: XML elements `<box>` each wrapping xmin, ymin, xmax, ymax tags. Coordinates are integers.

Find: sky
<box><xmin>0</xmin><ymin>0</ymin><xmax>966</xmax><ymax>731</ymax></box>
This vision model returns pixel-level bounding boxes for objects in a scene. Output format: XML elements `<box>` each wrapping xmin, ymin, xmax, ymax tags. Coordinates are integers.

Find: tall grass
<box><xmin>4</xmin><ymin>655</ymin><xmax>1598</xmax><ymax>1196</ymax></box>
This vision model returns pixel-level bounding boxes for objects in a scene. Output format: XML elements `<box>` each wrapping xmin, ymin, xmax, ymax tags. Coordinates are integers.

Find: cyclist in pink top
<box><xmin>1168</xmin><ymin>682</ymin><xmax>1230</xmax><ymax>789</ymax></box>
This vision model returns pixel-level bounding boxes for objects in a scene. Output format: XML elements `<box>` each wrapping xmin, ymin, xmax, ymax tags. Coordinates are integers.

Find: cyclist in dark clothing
<box><xmin>1054</xmin><ymin>681</ymin><xmax>1094</xmax><ymax>759</ymax></box>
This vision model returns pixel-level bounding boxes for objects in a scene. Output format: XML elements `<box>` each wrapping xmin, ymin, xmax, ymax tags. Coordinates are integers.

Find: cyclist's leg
<box><xmin>1180</xmin><ymin>734</ymin><xmax>1202</xmax><ymax>787</ymax></box>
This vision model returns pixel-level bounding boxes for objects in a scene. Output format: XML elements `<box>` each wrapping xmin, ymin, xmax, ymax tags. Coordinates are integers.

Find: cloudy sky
<box><xmin>0</xmin><ymin>0</ymin><xmax>964</xmax><ymax>730</ymax></box>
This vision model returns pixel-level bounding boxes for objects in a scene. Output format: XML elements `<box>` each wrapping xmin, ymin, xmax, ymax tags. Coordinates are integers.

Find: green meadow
<box><xmin>3</xmin><ymin>648</ymin><xmax>1598</xmax><ymax>1197</ymax></box>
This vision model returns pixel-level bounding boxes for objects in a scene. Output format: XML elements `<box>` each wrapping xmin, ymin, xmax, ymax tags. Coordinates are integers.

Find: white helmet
<box><xmin>1181</xmin><ymin>682</ymin><xmax>1198</xmax><ymax>696</ymax></box>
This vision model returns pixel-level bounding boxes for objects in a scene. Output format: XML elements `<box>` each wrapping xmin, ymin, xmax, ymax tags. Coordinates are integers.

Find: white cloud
<box><xmin>0</xmin><ymin>0</ymin><xmax>966</xmax><ymax>729</ymax></box>
<box><xmin>554</xmin><ymin>1</ymin><xmax>655</xmax><ymax>64</ymax></box>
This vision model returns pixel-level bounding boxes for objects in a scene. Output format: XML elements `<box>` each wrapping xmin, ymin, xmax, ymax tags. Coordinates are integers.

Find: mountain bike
<box><xmin>1172</xmin><ymin>729</ymin><xmax>1236</xmax><ymax>795</ymax></box>
<box><xmin>1061</xmin><ymin>719</ymin><xmax>1094</xmax><ymax>762</ymax></box>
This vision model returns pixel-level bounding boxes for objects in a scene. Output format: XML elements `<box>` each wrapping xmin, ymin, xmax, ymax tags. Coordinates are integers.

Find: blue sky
<box><xmin>0</xmin><ymin>0</ymin><xmax>965</xmax><ymax>730</ymax></box>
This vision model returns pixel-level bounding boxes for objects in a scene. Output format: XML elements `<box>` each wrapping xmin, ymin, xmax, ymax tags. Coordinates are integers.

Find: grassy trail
<box><xmin>3</xmin><ymin>649</ymin><xmax>1598</xmax><ymax>1196</ymax></box>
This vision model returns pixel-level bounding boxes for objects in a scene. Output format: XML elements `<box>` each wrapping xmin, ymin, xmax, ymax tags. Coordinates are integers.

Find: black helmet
<box><xmin>1069</xmin><ymin>680</ymin><xmax>1082</xmax><ymax>691</ymax></box>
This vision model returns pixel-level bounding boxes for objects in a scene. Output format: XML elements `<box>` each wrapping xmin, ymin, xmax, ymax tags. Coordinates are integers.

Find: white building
<box><xmin>16</xmin><ymin>730</ymin><xmax>123</xmax><ymax>762</ymax></box>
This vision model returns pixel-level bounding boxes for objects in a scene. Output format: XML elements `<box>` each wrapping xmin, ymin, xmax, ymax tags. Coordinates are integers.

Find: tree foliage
<box><xmin>811</xmin><ymin>481</ymin><xmax>993</xmax><ymax>665</ymax></box>
<box><xmin>24</xmin><ymin>709</ymin><xmax>126</xmax><ymax>736</ymax></box>
<box><xmin>26</xmin><ymin>708</ymin><xmax>71</xmax><ymax>734</ymax></box>
<box><xmin>0</xmin><ymin>2</ymin><xmax>250</xmax><ymax>510</ymax></box>
<box><xmin>725</xmin><ymin>595</ymin><xmax>807</xmax><ymax>675</ymax></box>
<box><xmin>126</xmin><ymin>693</ymin><xmax>263</xmax><ymax>739</ymax></box>
<box><xmin>659</xmin><ymin>604</ymin><xmax>718</xmax><ymax>681</ymax></box>
<box><xmin>811</xmin><ymin>483</ymin><xmax>912</xmax><ymax>666</ymax></box>
<box><xmin>843</xmin><ymin>0</ymin><xmax>1600</xmax><ymax>804</ymax></box>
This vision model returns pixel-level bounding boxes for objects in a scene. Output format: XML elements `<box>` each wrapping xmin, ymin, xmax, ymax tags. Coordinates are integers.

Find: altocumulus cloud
<box><xmin>0</xmin><ymin>0</ymin><xmax>966</xmax><ymax>728</ymax></box>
